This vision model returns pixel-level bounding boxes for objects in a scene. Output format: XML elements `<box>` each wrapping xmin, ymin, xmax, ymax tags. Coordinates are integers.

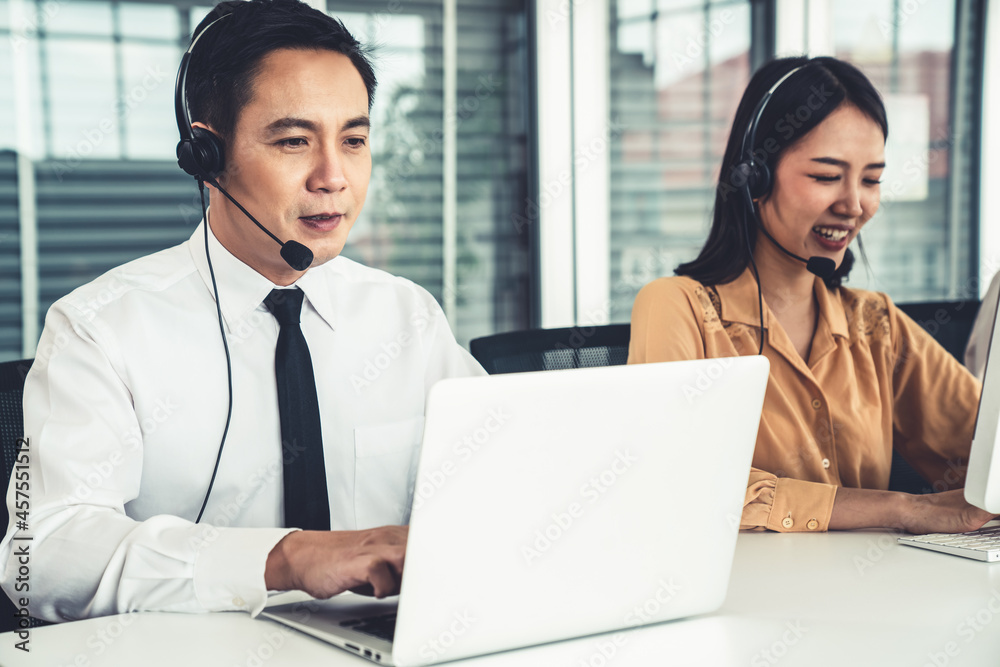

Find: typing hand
<box><xmin>901</xmin><ymin>489</ymin><xmax>999</xmax><ymax>535</ymax></box>
<box><xmin>265</xmin><ymin>526</ymin><xmax>408</xmax><ymax>599</ymax></box>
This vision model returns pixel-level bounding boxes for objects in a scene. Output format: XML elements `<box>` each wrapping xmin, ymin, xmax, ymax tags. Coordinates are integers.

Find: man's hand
<box><xmin>265</xmin><ymin>526</ymin><xmax>408</xmax><ymax>599</ymax></box>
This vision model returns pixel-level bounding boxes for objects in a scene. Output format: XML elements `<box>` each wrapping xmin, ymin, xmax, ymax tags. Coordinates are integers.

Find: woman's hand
<box><xmin>829</xmin><ymin>487</ymin><xmax>998</xmax><ymax>533</ymax></box>
<box><xmin>897</xmin><ymin>489</ymin><xmax>998</xmax><ymax>535</ymax></box>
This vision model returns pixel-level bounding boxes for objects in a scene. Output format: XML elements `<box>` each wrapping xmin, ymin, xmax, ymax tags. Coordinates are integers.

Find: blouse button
<box><xmin>781</xmin><ymin>517</ymin><xmax>794</xmax><ymax>529</ymax></box>
<box><xmin>807</xmin><ymin>519</ymin><xmax>819</xmax><ymax>530</ymax></box>
<box><xmin>822</xmin><ymin>458</ymin><xmax>831</xmax><ymax>469</ymax></box>
<box><xmin>811</xmin><ymin>398</ymin><xmax>822</xmax><ymax>410</ymax></box>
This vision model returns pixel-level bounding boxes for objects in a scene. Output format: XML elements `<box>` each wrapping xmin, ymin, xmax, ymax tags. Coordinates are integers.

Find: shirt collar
<box><xmin>188</xmin><ymin>215</ymin><xmax>338</xmax><ymax>333</ymax></box>
<box><xmin>713</xmin><ymin>267</ymin><xmax>771</xmax><ymax>331</ymax></box>
<box><xmin>713</xmin><ymin>266</ymin><xmax>849</xmax><ymax>339</ymax></box>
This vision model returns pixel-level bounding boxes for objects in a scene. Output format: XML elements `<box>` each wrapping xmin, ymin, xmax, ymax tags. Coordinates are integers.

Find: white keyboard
<box><xmin>898</xmin><ymin>525</ymin><xmax>1000</xmax><ymax>562</ymax></box>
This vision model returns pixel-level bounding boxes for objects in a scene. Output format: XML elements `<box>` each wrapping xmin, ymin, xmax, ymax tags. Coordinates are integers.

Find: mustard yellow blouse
<box><xmin>627</xmin><ymin>268</ymin><xmax>981</xmax><ymax>532</ymax></box>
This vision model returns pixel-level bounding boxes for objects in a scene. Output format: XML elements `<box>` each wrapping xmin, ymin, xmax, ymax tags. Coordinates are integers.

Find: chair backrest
<box><xmin>469</xmin><ymin>324</ymin><xmax>631</xmax><ymax>375</ymax></box>
<box><xmin>0</xmin><ymin>358</ymin><xmax>38</xmax><ymax>633</ymax></box>
<box><xmin>895</xmin><ymin>299</ymin><xmax>981</xmax><ymax>363</ymax></box>
<box><xmin>890</xmin><ymin>300</ymin><xmax>980</xmax><ymax>495</ymax></box>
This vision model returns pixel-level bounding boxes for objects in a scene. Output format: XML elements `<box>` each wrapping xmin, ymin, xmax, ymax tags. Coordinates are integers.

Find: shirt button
<box><xmin>822</xmin><ymin>458</ymin><xmax>831</xmax><ymax>469</ymax></box>
<box><xmin>807</xmin><ymin>519</ymin><xmax>819</xmax><ymax>530</ymax></box>
<box><xmin>233</xmin><ymin>596</ymin><xmax>245</xmax><ymax>607</ymax></box>
<box><xmin>781</xmin><ymin>517</ymin><xmax>794</xmax><ymax>529</ymax></box>
<box><xmin>811</xmin><ymin>399</ymin><xmax>822</xmax><ymax>410</ymax></box>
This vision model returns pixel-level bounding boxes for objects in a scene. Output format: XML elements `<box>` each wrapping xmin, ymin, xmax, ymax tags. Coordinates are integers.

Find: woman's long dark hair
<box><xmin>676</xmin><ymin>56</ymin><xmax>888</xmax><ymax>288</ymax></box>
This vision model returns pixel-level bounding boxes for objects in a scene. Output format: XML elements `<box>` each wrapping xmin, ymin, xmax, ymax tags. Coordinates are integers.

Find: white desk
<box><xmin>3</xmin><ymin>530</ymin><xmax>999</xmax><ymax>667</ymax></box>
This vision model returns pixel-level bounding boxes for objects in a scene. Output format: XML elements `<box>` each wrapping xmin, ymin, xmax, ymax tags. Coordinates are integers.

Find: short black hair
<box><xmin>676</xmin><ymin>56</ymin><xmax>888</xmax><ymax>289</ymax></box>
<box><xmin>185</xmin><ymin>0</ymin><xmax>377</xmax><ymax>143</ymax></box>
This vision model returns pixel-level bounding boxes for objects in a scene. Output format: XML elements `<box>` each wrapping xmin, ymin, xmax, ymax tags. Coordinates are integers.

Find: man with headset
<box><xmin>0</xmin><ymin>0</ymin><xmax>483</xmax><ymax>621</ymax></box>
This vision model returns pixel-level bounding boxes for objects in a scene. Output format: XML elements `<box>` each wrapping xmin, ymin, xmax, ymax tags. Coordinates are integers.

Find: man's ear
<box><xmin>190</xmin><ymin>121</ymin><xmax>219</xmax><ymax>138</ymax></box>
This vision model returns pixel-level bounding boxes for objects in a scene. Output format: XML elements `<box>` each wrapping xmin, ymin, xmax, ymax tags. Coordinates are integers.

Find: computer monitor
<box><xmin>965</xmin><ymin>285</ymin><xmax>1000</xmax><ymax>513</ymax></box>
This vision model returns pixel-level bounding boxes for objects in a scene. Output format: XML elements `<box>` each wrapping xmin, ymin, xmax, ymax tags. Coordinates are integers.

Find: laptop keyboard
<box><xmin>340</xmin><ymin>613</ymin><xmax>397</xmax><ymax>641</ymax></box>
<box><xmin>898</xmin><ymin>525</ymin><xmax>1000</xmax><ymax>562</ymax></box>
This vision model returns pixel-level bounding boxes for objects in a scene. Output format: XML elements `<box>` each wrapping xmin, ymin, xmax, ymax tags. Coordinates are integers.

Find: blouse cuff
<box><xmin>764</xmin><ymin>477</ymin><xmax>838</xmax><ymax>532</ymax></box>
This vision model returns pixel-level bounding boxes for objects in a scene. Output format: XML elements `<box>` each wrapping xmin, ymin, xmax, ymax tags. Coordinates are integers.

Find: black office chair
<box><xmin>896</xmin><ymin>299</ymin><xmax>981</xmax><ymax>363</ymax></box>
<box><xmin>0</xmin><ymin>358</ymin><xmax>48</xmax><ymax>633</ymax></box>
<box><xmin>890</xmin><ymin>299</ymin><xmax>981</xmax><ymax>494</ymax></box>
<box><xmin>469</xmin><ymin>324</ymin><xmax>631</xmax><ymax>375</ymax></box>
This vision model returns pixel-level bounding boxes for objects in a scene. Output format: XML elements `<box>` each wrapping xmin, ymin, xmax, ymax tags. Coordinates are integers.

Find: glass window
<box><xmin>608</xmin><ymin>0</ymin><xmax>753</xmax><ymax>322</ymax></box>
<box><xmin>0</xmin><ymin>0</ymin><xmax>531</xmax><ymax>359</ymax></box>
<box><xmin>120</xmin><ymin>43</ymin><xmax>182</xmax><ymax>159</ymax></box>
<box><xmin>44</xmin><ymin>1</ymin><xmax>113</xmax><ymax>36</ymax></box>
<box><xmin>833</xmin><ymin>0</ymin><xmax>970</xmax><ymax>302</ymax></box>
<box><xmin>119</xmin><ymin>3</ymin><xmax>179</xmax><ymax>40</ymax></box>
<box><xmin>46</xmin><ymin>40</ymin><xmax>120</xmax><ymax>159</ymax></box>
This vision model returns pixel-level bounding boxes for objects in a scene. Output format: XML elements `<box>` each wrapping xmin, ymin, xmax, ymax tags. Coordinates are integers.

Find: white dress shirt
<box><xmin>0</xmin><ymin>220</ymin><xmax>485</xmax><ymax>622</ymax></box>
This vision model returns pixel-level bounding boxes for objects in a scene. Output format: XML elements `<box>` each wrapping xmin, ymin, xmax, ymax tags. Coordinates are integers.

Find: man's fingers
<box><xmin>367</xmin><ymin>560</ymin><xmax>402</xmax><ymax>598</ymax></box>
<box><xmin>349</xmin><ymin>583</ymin><xmax>376</xmax><ymax>597</ymax></box>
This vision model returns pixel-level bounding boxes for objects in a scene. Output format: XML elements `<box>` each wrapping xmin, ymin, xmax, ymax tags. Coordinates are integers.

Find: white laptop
<box><xmin>262</xmin><ymin>357</ymin><xmax>770</xmax><ymax>666</ymax></box>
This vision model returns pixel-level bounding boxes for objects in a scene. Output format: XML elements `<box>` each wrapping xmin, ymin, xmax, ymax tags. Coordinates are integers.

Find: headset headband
<box><xmin>174</xmin><ymin>13</ymin><xmax>232</xmax><ymax>142</ymax></box>
<box><xmin>740</xmin><ymin>65</ymin><xmax>804</xmax><ymax>165</ymax></box>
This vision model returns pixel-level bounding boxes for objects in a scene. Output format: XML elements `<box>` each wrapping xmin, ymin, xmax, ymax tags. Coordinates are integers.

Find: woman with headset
<box><xmin>628</xmin><ymin>56</ymin><xmax>996</xmax><ymax>533</ymax></box>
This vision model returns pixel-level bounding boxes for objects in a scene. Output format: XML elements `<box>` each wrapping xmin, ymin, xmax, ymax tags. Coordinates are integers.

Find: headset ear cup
<box><xmin>747</xmin><ymin>162</ymin><xmax>771</xmax><ymax>200</ymax></box>
<box><xmin>176</xmin><ymin>139</ymin><xmax>202</xmax><ymax>179</ymax></box>
<box><xmin>176</xmin><ymin>127</ymin><xmax>225</xmax><ymax>181</ymax></box>
<box><xmin>193</xmin><ymin>127</ymin><xmax>225</xmax><ymax>179</ymax></box>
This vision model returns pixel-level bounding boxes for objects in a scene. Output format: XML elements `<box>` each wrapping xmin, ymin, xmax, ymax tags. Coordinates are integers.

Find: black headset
<box><xmin>173</xmin><ymin>12</ymin><xmax>235</xmax><ymax>524</ymax></box>
<box><xmin>732</xmin><ymin>64</ymin><xmax>837</xmax><ymax>354</ymax></box>
<box><xmin>174</xmin><ymin>13</ymin><xmax>230</xmax><ymax>182</ymax></box>
<box><xmin>735</xmin><ymin>65</ymin><xmax>804</xmax><ymax>204</ymax></box>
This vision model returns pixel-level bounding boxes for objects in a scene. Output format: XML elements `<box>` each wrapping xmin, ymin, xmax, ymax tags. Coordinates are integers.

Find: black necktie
<box><xmin>264</xmin><ymin>287</ymin><xmax>330</xmax><ymax>530</ymax></box>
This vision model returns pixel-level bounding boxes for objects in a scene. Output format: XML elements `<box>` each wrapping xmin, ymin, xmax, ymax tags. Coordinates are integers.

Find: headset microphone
<box><xmin>756</xmin><ymin>220</ymin><xmax>837</xmax><ymax>280</ymax></box>
<box><xmin>204</xmin><ymin>175</ymin><xmax>315</xmax><ymax>272</ymax></box>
